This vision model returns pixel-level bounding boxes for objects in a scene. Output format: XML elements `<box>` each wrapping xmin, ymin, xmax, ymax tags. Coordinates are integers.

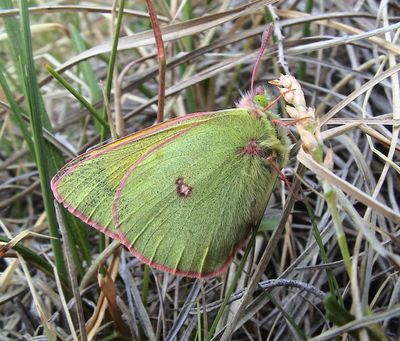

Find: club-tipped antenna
<box><xmin>250</xmin><ymin>25</ymin><xmax>273</xmax><ymax>96</ymax></box>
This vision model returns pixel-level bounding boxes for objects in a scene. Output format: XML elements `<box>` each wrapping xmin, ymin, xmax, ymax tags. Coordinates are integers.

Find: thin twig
<box><xmin>144</xmin><ymin>0</ymin><xmax>166</xmax><ymax>123</ymax></box>
<box><xmin>55</xmin><ymin>202</ymin><xmax>87</xmax><ymax>341</ymax></box>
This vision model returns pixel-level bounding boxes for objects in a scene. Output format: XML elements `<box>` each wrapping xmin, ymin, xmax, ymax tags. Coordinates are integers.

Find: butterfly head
<box><xmin>236</xmin><ymin>86</ymin><xmax>274</xmax><ymax>117</ymax></box>
<box><xmin>252</xmin><ymin>88</ymin><xmax>270</xmax><ymax>108</ymax></box>
<box><xmin>237</xmin><ymin>86</ymin><xmax>289</xmax><ymax>169</ymax></box>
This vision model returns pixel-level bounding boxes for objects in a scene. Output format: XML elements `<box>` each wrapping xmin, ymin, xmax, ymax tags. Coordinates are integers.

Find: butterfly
<box><xmin>51</xmin><ymin>28</ymin><xmax>289</xmax><ymax>278</ymax></box>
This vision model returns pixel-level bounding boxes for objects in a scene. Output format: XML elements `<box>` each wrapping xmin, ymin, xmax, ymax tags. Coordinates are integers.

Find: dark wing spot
<box><xmin>176</xmin><ymin>178</ymin><xmax>192</xmax><ymax>198</ymax></box>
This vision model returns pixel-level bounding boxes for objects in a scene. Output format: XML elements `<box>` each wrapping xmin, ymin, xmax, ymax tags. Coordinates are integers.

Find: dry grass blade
<box><xmin>277</xmin><ymin>9</ymin><xmax>400</xmax><ymax>55</ymax></box>
<box><xmin>335</xmin><ymin>190</ymin><xmax>400</xmax><ymax>268</ymax></box>
<box><xmin>0</xmin><ymin>221</ymin><xmax>57</xmax><ymax>340</ymax></box>
<box><xmin>86</xmin><ymin>253</ymin><xmax>120</xmax><ymax>340</ymax></box>
<box><xmin>0</xmin><ymin>230</ymin><xmax>55</xmax><ymax>256</ymax></box>
<box><xmin>55</xmin><ymin>203</ymin><xmax>87</xmax><ymax>341</ymax></box>
<box><xmin>2</xmin><ymin>1</ymin><xmax>399</xmax><ymax>340</ymax></box>
<box><xmin>321</xmin><ymin>122</ymin><xmax>400</xmax><ymax>150</ymax></box>
<box><xmin>166</xmin><ymin>280</ymin><xmax>202</xmax><ymax>340</ymax></box>
<box><xmin>192</xmin><ymin>279</ymin><xmax>325</xmax><ymax>314</ymax></box>
<box><xmin>53</xmin><ymin>262</ymin><xmax>79</xmax><ymax>341</ymax></box>
<box><xmin>0</xmin><ymin>4</ymin><xmax>169</xmax><ymax>21</ymax></box>
<box><xmin>297</xmin><ymin>148</ymin><xmax>400</xmax><ymax>225</ymax></box>
<box><xmin>0</xmin><ymin>259</ymin><xmax>18</xmax><ymax>294</ymax></box>
<box><xmin>52</xmin><ymin>0</ymin><xmax>277</xmax><ymax>73</ymax></box>
<box><xmin>320</xmin><ymin>63</ymin><xmax>400</xmax><ymax>126</ymax></box>
<box><xmin>98</xmin><ymin>269</ymin><xmax>131</xmax><ymax>337</ymax></box>
<box><xmin>309</xmin><ymin>304</ymin><xmax>400</xmax><ymax>341</ymax></box>
<box><xmin>79</xmin><ymin>240</ymin><xmax>121</xmax><ymax>291</ymax></box>
<box><xmin>119</xmin><ymin>253</ymin><xmax>156</xmax><ymax>340</ymax></box>
<box><xmin>125</xmin><ymin>53</ymin><xmax>254</xmax><ymax>120</ymax></box>
<box><xmin>0</xmin><ymin>180</ymin><xmax>40</xmax><ymax>210</ymax></box>
<box><xmin>324</xmin><ymin>117</ymin><xmax>400</xmax><ymax>125</ymax></box>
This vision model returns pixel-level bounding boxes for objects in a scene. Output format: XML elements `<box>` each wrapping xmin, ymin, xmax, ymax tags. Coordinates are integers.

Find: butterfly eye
<box><xmin>253</xmin><ymin>94</ymin><xmax>269</xmax><ymax>108</ymax></box>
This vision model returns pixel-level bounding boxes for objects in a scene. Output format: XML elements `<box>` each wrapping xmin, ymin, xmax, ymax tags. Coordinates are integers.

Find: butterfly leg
<box><xmin>266</xmin><ymin>156</ymin><xmax>294</xmax><ymax>196</ymax></box>
<box><xmin>262</xmin><ymin>89</ymin><xmax>294</xmax><ymax>113</ymax></box>
<box><xmin>271</xmin><ymin>115</ymin><xmax>312</xmax><ymax>127</ymax></box>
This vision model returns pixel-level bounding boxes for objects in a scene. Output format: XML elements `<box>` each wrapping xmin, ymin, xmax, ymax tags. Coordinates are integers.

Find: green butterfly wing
<box><xmin>52</xmin><ymin>109</ymin><xmax>287</xmax><ymax>277</ymax></box>
<box><xmin>52</xmin><ymin>113</ymin><xmax>216</xmax><ymax>238</ymax></box>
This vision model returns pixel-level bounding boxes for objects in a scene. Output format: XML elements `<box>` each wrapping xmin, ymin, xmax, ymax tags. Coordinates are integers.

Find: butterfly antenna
<box><xmin>250</xmin><ymin>25</ymin><xmax>273</xmax><ymax>96</ymax></box>
<box><xmin>263</xmin><ymin>89</ymin><xmax>294</xmax><ymax>112</ymax></box>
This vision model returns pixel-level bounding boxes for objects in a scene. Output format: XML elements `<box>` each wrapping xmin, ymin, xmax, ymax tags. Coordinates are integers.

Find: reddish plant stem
<box><xmin>144</xmin><ymin>0</ymin><xmax>166</xmax><ymax>123</ymax></box>
<box><xmin>250</xmin><ymin>25</ymin><xmax>273</xmax><ymax>96</ymax></box>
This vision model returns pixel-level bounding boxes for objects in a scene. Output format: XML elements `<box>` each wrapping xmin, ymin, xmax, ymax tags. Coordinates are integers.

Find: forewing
<box><xmin>51</xmin><ymin>113</ymin><xmax>214</xmax><ymax>237</ymax></box>
<box><xmin>113</xmin><ymin>110</ymin><xmax>278</xmax><ymax>277</ymax></box>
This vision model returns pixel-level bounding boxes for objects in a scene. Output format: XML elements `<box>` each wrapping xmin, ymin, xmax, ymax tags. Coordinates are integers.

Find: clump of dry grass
<box><xmin>1</xmin><ymin>1</ymin><xmax>399</xmax><ymax>340</ymax></box>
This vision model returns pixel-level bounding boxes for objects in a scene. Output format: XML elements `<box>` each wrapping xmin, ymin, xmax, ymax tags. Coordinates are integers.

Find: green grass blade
<box><xmin>69</xmin><ymin>23</ymin><xmax>103</xmax><ymax>132</ymax></box>
<box><xmin>69</xmin><ymin>23</ymin><xmax>101</xmax><ymax>102</ymax></box>
<box><xmin>0</xmin><ymin>60</ymin><xmax>35</xmax><ymax>157</ymax></box>
<box><xmin>1</xmin><ymin>2</ymin><xmax>91</xmax><ymax>278</ymax></box>
<box><xmin>323</xmin><ymin>182</ymin><xmax>352</xmax><ymax>278</ymax></box>
<box><xmin>100</xmin><ymin>0</ymin><xmax>125</xmax><ymax>141</ymax></box>
<box><xmin>45</xmin><ymin>64</ymin><xmax>109</xmax><ymax>129</ymax></box>
<box><xmin>265</xmin><ymin>291</ymin><xmax>307</xmax><ymax>341</ymax></box>
<box><xmin>0</xmin><ymin>0</ymin><xmax>24</xmax><ymax>94</ymax></box>
<box><xmin>0</xmin><ymin>235</ymin><xmax>68</xmax><ymax>288</ymax></box>
<box><xmin>196</xmin><ymin>300</ymin><xmax>202</xmax><ymax>341</ymax></box>
<box><xmin>64</xmin><ymin>210</ymin><xmax>92</xmax><ymax>268</ymax></box>
<box><xmin>18</xmin><ymin>0</ymin><xmax>66</xmax><ymax>279</ymax></box>
<box><xmin>304</xmin><ymin>198</ymin><xmax>343</xmax><ymax>304</ymax></box>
